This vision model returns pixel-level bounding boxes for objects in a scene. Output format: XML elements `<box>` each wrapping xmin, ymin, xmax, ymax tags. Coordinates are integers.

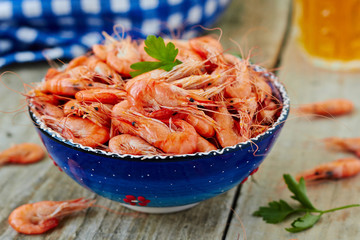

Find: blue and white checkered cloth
<box><xmin>0</xmin><ymin>0</ymin><xmax>231</xmax><ymax>68</ymax></box>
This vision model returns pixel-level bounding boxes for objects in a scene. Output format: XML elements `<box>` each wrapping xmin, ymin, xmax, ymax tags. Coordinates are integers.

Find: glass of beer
<box><xmin>293</xmin><ymin>0</ymin><xmax>360</xmax><ymax>71</ymax></box>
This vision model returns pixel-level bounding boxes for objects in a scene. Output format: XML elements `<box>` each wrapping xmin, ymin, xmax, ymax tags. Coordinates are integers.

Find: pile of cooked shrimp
<box><xmin>28</xmin><ymin>33</ymin><xmax>282</xmax><ymax>155</ymax></box>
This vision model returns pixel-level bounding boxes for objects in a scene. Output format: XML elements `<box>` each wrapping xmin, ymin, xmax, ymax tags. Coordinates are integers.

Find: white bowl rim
<box><xmin>30</xmin><ymin>65</ymin><xmax>290</xmax><ymax>161</ymax></box>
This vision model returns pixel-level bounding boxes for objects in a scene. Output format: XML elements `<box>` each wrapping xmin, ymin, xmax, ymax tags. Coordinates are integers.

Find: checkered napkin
<box><xmin>0</xmin><ymin>0</ymin><xmax>231</xmax><ymax>69</ymax></box>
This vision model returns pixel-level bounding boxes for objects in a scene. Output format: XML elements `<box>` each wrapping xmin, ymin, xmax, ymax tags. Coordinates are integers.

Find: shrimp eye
<box><xmin>88</xmin><ymin>83</ymin><xmax>93</xmax><ymax>87</ymax></box>
<box><xmin>94</xmin><ymin>107</ymin><xmax>99</xmax><ymax>111</ymax></box>
<box><xmin>325</xmin><ymin>171</ymin><xmax>333</xmax><ymax>177</ymax></box>
<box><xmin>189</xmin><ymin>98</ymin><xmax>195</xmax><ymax>102</ymax></box>
<box><xmin>132</xmin><ymin>121</ymin><xmax>136</xmax><ymax>126</ymax></box>
<box><xmin>71</xmin><ymin>106</ymin><xmax>74</xmax><ymax>109</ymax></box>
<box><xmin>197</xmin><ymin>105</ymin><xmax>205</xmax><ymax>109</ymax></box>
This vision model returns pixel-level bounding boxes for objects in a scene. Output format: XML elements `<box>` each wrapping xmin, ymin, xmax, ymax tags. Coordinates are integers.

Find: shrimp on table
<box><xmin>0</xmin><ymin>143</ymin><xmax>45</xmax><ymax>166</ymax></box>
<box><xmin>323</xmin><ymin>137</ymin><xmax>360</xmax><ymax>157</ymax></box>
<box><xmin>296</xmin><ymin>99</ymin><xmax>354</xmax><ymax>117</ymax></box>
<box><xmin>42</xmin><ymin>116</ymin><xmax>110</xmax><ymax>148</ymax></box>
<box><xmin>8</xmin><ymin>198</ymin><xmax>94</xmax><ymax>235</ymax></box>
<box><xmin>296</xmin><ymin>158</ymin><xmax>360</xmax><ymax>181</ymax></box>
<box><xmin>109</xmin><ymin>134</ymin><xmax>161</xmax><ymax>155</ymax></box>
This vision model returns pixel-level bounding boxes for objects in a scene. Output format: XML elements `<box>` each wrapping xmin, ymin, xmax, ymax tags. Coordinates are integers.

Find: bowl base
<box><xmin>121</xmin><ymin>203</ymin><xmax>198</xmax><ymax>214</ymax></box>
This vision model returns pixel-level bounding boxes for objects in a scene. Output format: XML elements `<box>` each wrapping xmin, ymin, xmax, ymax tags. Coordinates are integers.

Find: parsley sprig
<box><xmin>253</xmin><ymin>174</ymin><xmax>360</xmax><ymax>233</ymax></box>
<box><xmin>130</xmin><ymin>35</ymin><xmax>182</xmax><ymax>77</ymax></box>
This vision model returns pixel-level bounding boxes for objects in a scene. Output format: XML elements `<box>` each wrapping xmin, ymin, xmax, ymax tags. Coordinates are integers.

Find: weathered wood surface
<box><xmin>218</xmin><ymin>0</ymin><xmax>291</xmax><ymax>69</ymax></box>
<box><xmin>0</xmin><ymin>1</ymin><xmax>291</xmax><ymax>239</ymax></box>
<box><xmin>226</xmin><ymin>36</ymin><xmax>360</xmax><ymax>239</ymax></box>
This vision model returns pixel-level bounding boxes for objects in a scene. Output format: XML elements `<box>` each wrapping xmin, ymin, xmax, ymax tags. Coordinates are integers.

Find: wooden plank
<box><xmin>0</xmin><ymin>0</ymin><xmax>291</xmax><ymax>238</ymax></box>
<box><xmin>225</xmin><ymin>35</ymin><xmax>360</xmax><ymax>239</ymax></box>
<box><xmin>216</xmin><ymin>0</ymin><xmax>291</xmax><ymax>69</ymax></box>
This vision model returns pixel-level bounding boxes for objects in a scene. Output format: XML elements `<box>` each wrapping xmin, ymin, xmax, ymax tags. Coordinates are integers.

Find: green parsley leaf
<box><xmin>253</xmin><ymin>199</ymin><xmax>296</xmax><ymax>223</ymax></box>
<box><xmin>130</xmin><ymin>35</ymin><xmax>182</xmax><ymax>77</ymax></box>
<box><xmin>285</xmin><ymin>212</ymin><xmax>321</xmax><ymax>233</ymax></box>
<box><xmin>254</xmin><ymin>174</ymin><xmax>360</xmax><ymax>233</ymax></box>
<box><xmin>283</xmin><ymin>174</ymin><xmax>316</xmax><ymax>210</ymax></box>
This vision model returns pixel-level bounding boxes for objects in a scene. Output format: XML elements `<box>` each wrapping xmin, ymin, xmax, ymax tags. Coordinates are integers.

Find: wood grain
<box><xmin>225</xmin><ymin>35</ymin><xmax>360</xmax><ymax>239</ymax></box>
<box><xmin>0</xmin><ymin>0</ymin><xmax>291</xmax><ymax>238</ymax></box>
<box><xmin>216</xmin><ymin>0</ymin><xmax>291</xmax><ymax>69</ymax></box>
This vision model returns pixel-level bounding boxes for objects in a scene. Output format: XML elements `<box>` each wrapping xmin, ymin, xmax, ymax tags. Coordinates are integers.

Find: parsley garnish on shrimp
<box><xmin>130</xmin><ymin>35</ymin><xmax>182</xmax><ymax>77</ymax></box>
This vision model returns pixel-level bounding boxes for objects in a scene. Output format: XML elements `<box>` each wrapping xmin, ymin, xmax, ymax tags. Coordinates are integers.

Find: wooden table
<box><xmin>1</xmin><ymin>0</ymin><xmax>360</xmax><ymax>239</ymax></box>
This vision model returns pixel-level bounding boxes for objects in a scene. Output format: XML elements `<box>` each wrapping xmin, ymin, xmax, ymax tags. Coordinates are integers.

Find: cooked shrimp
<box><xmin>109</xmin><ymin>134</ymin><xmax>161</xmax><ymax>155</ymax></box>
<box><xmin>185</xmin><ymin>113</ymin><xmax>216</xmax><ymax>138</ymax></box>
<box><xmin>196</xmin><ymin>134</ymin><xmax>217</xmax><ymax>152</ymax></box>
<box><xmin>39</xmin><ymin>78</ymin><xmax>109</xmax><ymax>96</ymax></box>
<box><xmin>97</xmin><ymin>34</ymin><xmax>141</xmax><ymax>77</ymax></box>
<box><xmin>256</xmin><ymin>101</ymin><xmax>281</xmax><ymax>125</ymax></box>
<box><xmin>26</xmin><ymin>89</ymin><xmax>61</xmax><ymax>105</ymax></box>
<box><xmin>296</xmin><ymin>158</ymin><xmax>360</xmax><ymax>181</ymax></box>
<box><xmin>112</xmin><ymin>110</ymin><xmax>197</xmax><ymax>154</ymax></box>
<box><xmin>189</xmin><ymin>35</ymin><xmax>226</xmax><ymax>67</ymax></box>
<box><xmin>323</xmin><ymin>137</ymin><xmax>360</xmax><ymax>157</ymax></box>
<box><xmin>296</xmin><ymin>99</ymin><xmax>354</xmax><ymax>117</ymax></box>
<box><xmin>75</xmin><ymin>88</ymin><xmax>126</xmax><ymax>104</ymax></box>
<box><xmin>8</xmin><ymin>198</ymin><xmax>94</xmax><ymax>235</ymax></box>
<box><xmin>213</xmin><ymin>103</ymin><xmax>245</xmax><ymax>148</ymax></box>
<box><xmin>171</xmin><ymin>74</ymin><xmax>218</xmax><ymax>90</ymax></box>
<box><xmin>42</xmin><ymin>116</ymin><xmax>110</xmax><ymax>148</ymax></box>
<box><xmin>64</xmin><ymin>55</ymin><xmax>124</xmax><ymax>86</ymax></box>
<box><xmin>64</xmin><ymin>100</ymin><xmax>113</xmax><ymax>127</ymax></box>
<box><xmin>44</xmin><ymin>68</ymin><xmax>62</xmax><ymax>81</ymax></box>
<box><xmin>86</xmin><ymin>55</ymin><xmax>125</xmax><ymax>86</ymax></box>
<box><xmin>92</xmin><ymin>44</ymin><xmax>107</xmax><ymax>61</ymax></box>
<box><xmin>66</xmin><ymin>55</ymin><xmax>89</xmax><ymax>69</ymax></box>
<box><xmin>164</xmin><ymin>38</ymin><xmax>203</xmax><ymax>62</ymax></box>
<box><xmin>0</xmin><ymin>143</ymin><xmax>45</xmax><ymax>165</ymax></box>
<box><xmin>125</xmin><ymin>78</ymin><xmax>212</xmax><ymax>113</ymax></box>
<box><xmin>228</xmin><ymin>97</ymin><xmax>258</xmax><ymax>140</ymax></box>
<box><xmin>224</xmin><ymin>63</ymin><xmax>252</xmax><ymax>99</ymax></box>
<box><xmin>30</xmin><ymin>100</ymin><xmax>65</xmax><ymax>119</ymax></box>
<box><xmin>161</xmin><ymin>59</ymin><xmax>205</xmax><ymax>82</ymax></box>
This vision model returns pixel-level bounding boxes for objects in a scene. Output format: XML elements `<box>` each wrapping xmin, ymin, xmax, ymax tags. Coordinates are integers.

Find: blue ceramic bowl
<box><xmin>30</xmin><ymin>67</ymin><xmax>289</xmax><ymax>213</ymax></box>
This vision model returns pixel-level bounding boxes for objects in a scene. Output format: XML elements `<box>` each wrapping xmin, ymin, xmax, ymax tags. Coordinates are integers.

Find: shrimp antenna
<box><xmin>192</xmin><ymin>25</ymin><xmax>223</xmax><ymax>42</ymax></box>
<box><xmin>113</xmin><ymin>24</ymin><xmax>126</xmax><ymax>41</ymax></box>
<box><xmin>42</xmin><ymin>50</ymin><xmax>60</xmax><ymax>70</ymax></box>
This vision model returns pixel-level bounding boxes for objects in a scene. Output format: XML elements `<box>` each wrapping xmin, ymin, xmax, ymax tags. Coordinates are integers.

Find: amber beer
<box><xmin>293</xmin><ymin>0</ymin><xmax>360</xmax><ymax>70</ymax></box>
